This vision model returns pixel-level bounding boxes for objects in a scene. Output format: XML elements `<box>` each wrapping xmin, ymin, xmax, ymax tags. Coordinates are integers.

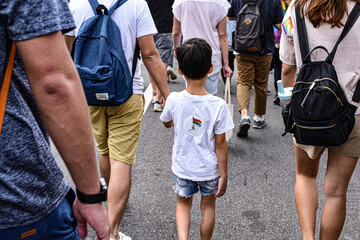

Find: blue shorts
<box><xmin>205</xmin><ymin>72</ymin><xmax>220</xmax><ymax>95</ymax></box>
<box><xmin>182</xmin><ymin>72</ymin><xmax>220</xmax><ymax>95</ymax></box>
<box><xmin>0</xmin><ymin>195</ymin><xmax>83</xmax><ymax>240</ymax></box>
<box><xmin>173</xmin><ymin>175</ymin><xmax>219</xmax><ymax>198</ymax></box>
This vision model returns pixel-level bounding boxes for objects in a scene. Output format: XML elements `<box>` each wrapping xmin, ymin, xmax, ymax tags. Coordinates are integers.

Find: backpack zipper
<box><xmin>295</xmin><ymin>77</ymin><xmax>339</xmax><ymax>87</ymax></box>
<box><xmin>294</xmin><ymin>122</ymin><xmax>336</xmax><ymax>129</ymax></box>
<box><xmin>294</xmin><ymin>78</ymin><xmax>342</xmax><ymax>108</ymax></box>
<box><xmin>300</xmin><ymin>79</ymin><xmax>319</xmax><ymax>108</ymax></box>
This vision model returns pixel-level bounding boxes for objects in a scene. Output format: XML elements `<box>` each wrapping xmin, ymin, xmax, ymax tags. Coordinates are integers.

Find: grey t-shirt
<box><xmin>0</xmin><ymin>0</ymin><xmax>76</xmax><ymax>229</ymax></box>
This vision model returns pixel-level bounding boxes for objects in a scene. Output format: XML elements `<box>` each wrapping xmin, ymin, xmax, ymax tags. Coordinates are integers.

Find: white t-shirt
<box><xmin>280</xmin><ymin>1</ymin><xmax>360</xmax><ymax>114</ymax></box>
<box><xmin>66</xmin><ymin>0</ymin><xmax>157</xmax><ymax>94</ymax></box>
<box><xmin>160</xmin><ymin>90</ymin><xmax>234</xmax><ymax>181</ymax></box>
<box><xmin>172</xmin><ymin>0</ymin><xmax>231</xmax><ymax>76</ymax></box>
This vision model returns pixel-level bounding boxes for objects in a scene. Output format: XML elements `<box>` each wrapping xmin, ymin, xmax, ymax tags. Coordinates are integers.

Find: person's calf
<box><xmin>200</xmin><ymin>195</ymin><xmax>216</xmax><ymax>240</ymax></box>
<box><xmin>176</xmin><ymin>195</ymin><xmax>193</xmax><ymax>240</ymax></box>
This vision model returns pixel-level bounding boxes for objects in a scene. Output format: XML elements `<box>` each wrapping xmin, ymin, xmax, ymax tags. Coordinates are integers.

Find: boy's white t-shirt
<box><xmin>160</xmin><ymin>90</ymin><xmax>234</xmax><ymax>181</ymax></box>
<box><xmin>66</xmin><ymin>0</ymin><xmax>157</xmax><ymax>94</ymax></box>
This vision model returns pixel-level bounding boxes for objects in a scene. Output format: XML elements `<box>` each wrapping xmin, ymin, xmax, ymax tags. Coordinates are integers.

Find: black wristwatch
<box><xmin>76</xmin><ymin>178</ymin><xmax>107</xmax><ymax>204</ymax></box>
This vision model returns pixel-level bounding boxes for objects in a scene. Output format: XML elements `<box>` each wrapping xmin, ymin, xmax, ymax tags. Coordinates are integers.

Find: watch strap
<box><xmin>76</xmin><ymin>178</ymin><xmax>107</xmax><ymax>204</ymax></box>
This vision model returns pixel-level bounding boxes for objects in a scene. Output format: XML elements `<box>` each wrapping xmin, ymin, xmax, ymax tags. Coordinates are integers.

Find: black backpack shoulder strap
<box><xmin>132</xmin><ymin>41</ymin><xmax>140</xmax><ymax>78</ymax></box>
<box><xmin>327</xmin><ymin>3</ymin><xmax>360</xmax><ymax>62</ymax></box>
<box><xmin>351</xmin><ymin>5</ymin><xmax>360</xmax><ymax>102</ymax></box>
<box><xmin>325</xmin><ymin>3</ymin><xmax>360</xmax><ymax>103</ymax></box>
<box><xmin>295</xmin><ymin>6</ymin><xmax>311</xmax><ymax>63</ymax></box>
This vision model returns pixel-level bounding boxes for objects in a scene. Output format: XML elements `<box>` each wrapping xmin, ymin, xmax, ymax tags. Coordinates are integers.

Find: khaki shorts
<box><xmin>89</xmin><ymin>94</ymin><xmax>144</xmax><ymax>165</ymax></box>
<box><xmin>294</xmin><ymin>115</ymin><xmax>360</xmax><ymax>159</ymax></box>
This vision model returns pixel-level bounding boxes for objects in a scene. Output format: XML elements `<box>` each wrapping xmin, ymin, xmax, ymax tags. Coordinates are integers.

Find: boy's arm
<box><xmin>214</xmin><ymin>133</ymin><xmax>228</xmax><ymax>197</ymax></box>
<box><xmin>163</xmin><ymin>120</ymin><xmax>173</xmax><ymax>128</ymax></box>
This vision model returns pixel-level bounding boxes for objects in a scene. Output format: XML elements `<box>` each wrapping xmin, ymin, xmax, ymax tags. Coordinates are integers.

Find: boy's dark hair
<box><xmin>176</xmin><ymin>38</ymin><xmax>212</xmax><ymax>80</ymax></box>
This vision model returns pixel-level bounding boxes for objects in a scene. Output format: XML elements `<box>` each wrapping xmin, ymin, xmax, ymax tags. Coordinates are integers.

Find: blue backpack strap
<box><xmin>108</xmin><ymin>0</ymin><xmax>128</xmax><ymax>16</ymax></box>
<box><xmin>88</xmin><ymin>0</ymin><xmax>100</xmax><ymax>15</ymax></box>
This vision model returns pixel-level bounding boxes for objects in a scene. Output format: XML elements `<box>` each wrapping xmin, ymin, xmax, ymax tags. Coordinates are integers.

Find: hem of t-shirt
<box><xmin>10</xmin><ymin>20</ymin><xmax>75</xmax><ymax>42</ymax></box>
<box><xmin>279</xmin><ymin>57</ymin><xmax>296</xmax><ymax>67</ymax></box>
<box><xmin>160</xmin><ymin>115</ymin><xmax>171</xmax><ymax>122</ymax></box>
<box><xmin>172</xmin><ymin>168</ymin><xmax>220</xmax><ymax>182</ymax></box>
<box><xmin>214</xmin><ymin>125</ymin><xmax>235</xmax><ymax>135</ymax></box>
<box><xmin>133</xmin><ymin>89</ymin><xmax>143</xmax><ymax>95</ymax></box>
<box><xmin>137</xmin><ymin>30</ymin><xmax>158</xmax><ymax>39</ymax></box>
<box><xmin>0</xmin><ymin>184</ymin><xmax>69</xmax><ymax>229</ymax></box>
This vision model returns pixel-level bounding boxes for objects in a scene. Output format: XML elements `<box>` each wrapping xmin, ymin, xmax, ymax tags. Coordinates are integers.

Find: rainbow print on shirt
<box><xmin>282</xmin><ymin>16</ymin><xmax>293</xmax><ymax>35</ymax></box>
<box><xmin>281</xmin><ymin>0</ymin><xmax>287</xmax><ymax>14</ymax></box>
<box><xmin>193</xmin><ymin>117</ymin><xmax>202</xmax><ymax>127</ymax></box>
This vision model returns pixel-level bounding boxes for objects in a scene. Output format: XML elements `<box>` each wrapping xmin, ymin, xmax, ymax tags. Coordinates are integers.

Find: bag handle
<box><xmin>0</xmin><ymin>43</ymin><xmax>16</xmax><ymax>135</ymax></box>
<box><xmin>224</xmin><ymin>77</ymin><xmax>231</xmax><ymax>105</ymax></box>
<box><xmin>302</xmin><ymin>45</ymin><xmax>331</xmax><ymax>64</ymax></box>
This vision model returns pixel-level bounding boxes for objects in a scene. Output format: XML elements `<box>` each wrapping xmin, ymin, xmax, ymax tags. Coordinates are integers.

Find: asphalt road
<box><xmin>55</xmin><ymin>60</ymin><xmax>360</xmax><ymax>240</ymax></box>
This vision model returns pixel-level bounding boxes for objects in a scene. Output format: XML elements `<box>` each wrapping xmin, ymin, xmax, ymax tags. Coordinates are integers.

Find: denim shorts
<box><xmin>0</xmin><ymin>196</ymin><xmax>83</xmax><ymax>240</ymax></box>
<box><xmin>205</xmin><ymin>72</ymin><xmax>220</xmax><ymax>95</ymax></box>
<box><xmin>173</xmin><ymin>175</ymin><xmax>219</xmax><ymax>198</ymax></box>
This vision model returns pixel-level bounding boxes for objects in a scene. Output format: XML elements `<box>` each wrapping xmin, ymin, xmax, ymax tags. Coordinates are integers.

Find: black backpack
<box><xmin>283</xmin><ymin>4</ymin><xmax>360</xmax><ymax>146</ymax></box>
<box><xmin>234</xmin><ymin>0</ymin><xmax>265</xmax><ymax>55</ymax></box>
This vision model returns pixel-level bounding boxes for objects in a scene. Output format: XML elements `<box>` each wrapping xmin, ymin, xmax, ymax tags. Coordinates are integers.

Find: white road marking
<box><xmin>143</xmin><ymin>84</ymin><xmax>153</xmax><ymax>114</ymax></box>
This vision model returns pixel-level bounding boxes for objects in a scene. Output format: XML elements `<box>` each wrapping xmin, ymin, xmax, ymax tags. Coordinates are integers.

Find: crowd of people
<box><xmin>0</xmin><ymin>0</ymin><xmax>359</xmax><ymax>240</ymax></box>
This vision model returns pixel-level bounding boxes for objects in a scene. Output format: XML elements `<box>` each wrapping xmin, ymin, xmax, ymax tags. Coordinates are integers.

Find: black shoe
<box><xmin>237</xmin><ymin>118</ymin><xmax>251</xmax><ymax>137</ymax></box>
<box><xmin>273</xmin><ymin>94</ymin><xmax>280</xmax><ymax>105</ymax></box>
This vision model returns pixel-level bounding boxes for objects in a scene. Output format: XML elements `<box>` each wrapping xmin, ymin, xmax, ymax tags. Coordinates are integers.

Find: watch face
<box><xmin>100</xmin><ymin>177</ymin><xmax>107</xmax><ymax>191</ymax></box>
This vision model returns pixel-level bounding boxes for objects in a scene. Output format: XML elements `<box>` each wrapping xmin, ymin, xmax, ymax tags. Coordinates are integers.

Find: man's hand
<box><xmin>215</xmin><ymin>177</ymin><xmax>227</xmax><ymax>197</ymax></box>
<box><xmin>72</xmin><ymin>199</ymin><xmax>110</xmax><ymax>240</ymax></box>
<box><xmin>222</xmin><ymin>64</ymin><xmax>233</xmax><ymax>78</ymax></box>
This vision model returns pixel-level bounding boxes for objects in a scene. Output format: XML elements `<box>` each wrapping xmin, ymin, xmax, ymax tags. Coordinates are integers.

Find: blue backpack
<box><xmin>71</xmin><ymin>0</ymin><xmax>139</xmax><ymax>106</ymax></box>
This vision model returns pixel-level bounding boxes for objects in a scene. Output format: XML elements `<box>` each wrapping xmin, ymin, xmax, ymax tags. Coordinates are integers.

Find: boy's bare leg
<box><xmin>200</xmin><ymin>195</ymin><xmax>216</xmax><ymax>240</ymax></box>
<box><xmin>176</xmin><ymin>195</ymin><xmax>193</xmax><ymax>240</ymax></box>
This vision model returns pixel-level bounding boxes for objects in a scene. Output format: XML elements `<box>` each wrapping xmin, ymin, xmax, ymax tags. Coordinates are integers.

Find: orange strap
<box><xmin>0</xmin><ymin>43</ymin><xmax>16</xmax><ymax>135</ymax></box>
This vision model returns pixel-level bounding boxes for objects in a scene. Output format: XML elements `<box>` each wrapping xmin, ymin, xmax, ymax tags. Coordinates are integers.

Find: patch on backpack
<box><xmin>96</xmin><ymin>93</ymin><xmax>109</xmax><ymax>101</ymax></box>
<box><xmin>244</xmin><ymin>18</ymin><xmax>252</xmax><ymax>25</ymax></box>
<box><xmin>20</xmin><ymin>229</ymin><xmax>37</xmax><ymax>239</ymax></box>
<box><xmin>282</xmin><ymin>16</ymin><xmax>293</xmax><ymax>35</ymax></box>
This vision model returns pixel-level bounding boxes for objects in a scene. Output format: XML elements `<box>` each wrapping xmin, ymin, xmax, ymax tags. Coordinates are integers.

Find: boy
<box><xmin>160</xmin><ymin>38</ymin><xmax>234</xmax><ymax>240</ymax></box>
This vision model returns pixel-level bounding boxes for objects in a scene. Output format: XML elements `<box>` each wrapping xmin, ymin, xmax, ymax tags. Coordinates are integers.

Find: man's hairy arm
<box><xmin>217</xmin><ymin>16</ymin><xmax>233</xmax><ymax>78</ymax></box>
<box><xmin>138</xmin><ymin>34</ymin><xmax>170</xmax><ymax>100</ymax></box>
<box><xmin>172</xmin><ymin>17</ymin><xmax>182</xmax><ymax>59</ymax></box>
<box><xmin>16</xmin><ymin>31</ymin><xmax>109</xmax><ymax>239</ymax></box>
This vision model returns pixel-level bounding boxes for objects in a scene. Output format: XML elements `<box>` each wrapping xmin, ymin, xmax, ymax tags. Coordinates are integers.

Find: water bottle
<box><xmin>277</xmin><ymin>80</ymin><xmax>293</xmax><ymax>100</ymax></box>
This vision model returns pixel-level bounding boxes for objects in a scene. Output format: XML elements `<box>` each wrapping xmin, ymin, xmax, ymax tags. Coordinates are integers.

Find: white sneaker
<box><xmin>167</xmin><ymin>66</ymin><xmax>177</xmax><ymax>80</ymax></box>
<box><xmin>154</xmin><ymin>101</ymin><xmax>164</xmax><ymax>112</ymax></box>
<box><xmin>119</xmin><ymin>232</ymin><xmax>132</xmax><ymax>240</ymax></box>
